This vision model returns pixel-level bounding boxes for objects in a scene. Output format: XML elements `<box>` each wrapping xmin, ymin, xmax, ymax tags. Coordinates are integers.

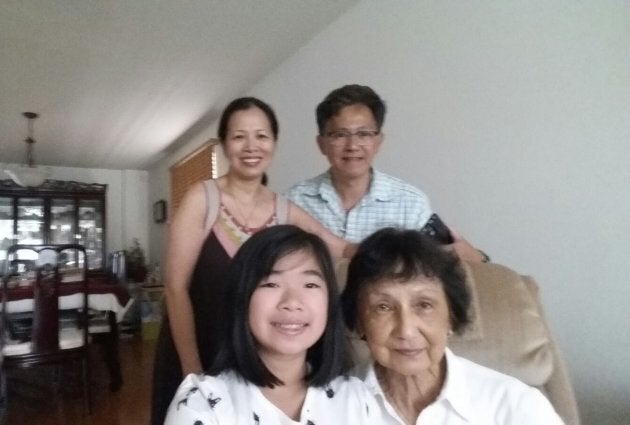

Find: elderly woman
<box><xmin>341</xmin><ymin>227</ymin><xmax>564</xmax><ymax>424</ymax></box>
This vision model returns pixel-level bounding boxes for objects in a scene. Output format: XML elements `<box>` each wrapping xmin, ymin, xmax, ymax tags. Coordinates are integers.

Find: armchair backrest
<box><xmin>448</xmin><ymin>261</ymin><xmax>580</xmax><ymax>424</ymax></box>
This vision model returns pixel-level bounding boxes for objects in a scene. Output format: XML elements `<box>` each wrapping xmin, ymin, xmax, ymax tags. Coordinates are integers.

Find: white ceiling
<box><xmin>0</xmin><ymin>1</ymin><xmax>357</xmax><ymax>170</ymax></box>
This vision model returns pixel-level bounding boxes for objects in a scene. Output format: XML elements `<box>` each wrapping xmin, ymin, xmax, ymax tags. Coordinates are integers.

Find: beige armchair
<box><xmin>338</xmin><ymin>260</ymin><xmax>580</xmax><ymax>425</ymax></box>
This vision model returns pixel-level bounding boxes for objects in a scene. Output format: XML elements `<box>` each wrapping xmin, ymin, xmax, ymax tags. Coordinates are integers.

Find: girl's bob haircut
<box><xmin>209</xmin><ymin>225</ymin><xmax>349</xmax><ymax>387</ymax></box>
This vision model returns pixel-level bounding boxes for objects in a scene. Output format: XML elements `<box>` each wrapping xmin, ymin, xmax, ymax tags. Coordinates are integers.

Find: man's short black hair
<box><xmin>316</xmin><ymin>84</ymin><xmax>386</xmax><ymax>135</ymax></box>
<box><xmin>341</xmin><ymin>227</ymin><xmax>472</xmax><ymax>334</ymax></box>
<box><xmin>209</xmin><ymin>225</ymin><xmax>350</xmax><ymax>387</ymax></box>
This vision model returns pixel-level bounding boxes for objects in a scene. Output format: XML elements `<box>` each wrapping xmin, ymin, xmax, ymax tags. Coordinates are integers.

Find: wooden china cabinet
<box><xmin>0</xmin><ymin>179</ymin><xmax>107</xmax><ymax>272</ymax></box>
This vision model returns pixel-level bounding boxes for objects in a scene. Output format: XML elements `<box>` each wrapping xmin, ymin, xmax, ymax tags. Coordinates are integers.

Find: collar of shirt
<box><xmin>315</xmin><ymin>169</ymin><xmax>393</xmax><ymax>205</ymax></box>
<box><xmin>438</xmin><ymin>348</ymin><xmax>474</xmax><ymax>421</ymax></box>
<box><xmin>360</xmin><ymin>348</ymin><xmax>473</xmax><ymax>423</ymax></box>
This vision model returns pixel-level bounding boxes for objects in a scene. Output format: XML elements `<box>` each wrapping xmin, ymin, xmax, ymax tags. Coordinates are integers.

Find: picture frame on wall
<box><xmin>153</xmin><ymin>199</ymin><xmax>167</xmax><ymax>223</ymax></box>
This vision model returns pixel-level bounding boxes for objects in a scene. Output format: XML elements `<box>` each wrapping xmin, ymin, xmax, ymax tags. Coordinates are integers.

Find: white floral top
<box><xmin>164</xmin><ymin>371</ymin><xmax>380</xmax><ymax>425</ymax></box>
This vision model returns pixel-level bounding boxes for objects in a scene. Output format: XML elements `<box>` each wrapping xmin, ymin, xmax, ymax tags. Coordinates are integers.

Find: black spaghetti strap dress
<box><xmin>150</xmin><ymin>231</ymin><xmax>231</xmax><ymax>425</ymax></box>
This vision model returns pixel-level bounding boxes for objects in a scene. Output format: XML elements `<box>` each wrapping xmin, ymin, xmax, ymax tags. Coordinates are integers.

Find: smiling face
<box><xmin>223</xmin><ymin>106</ymin><xmax>276</xmax><ymax>180</ymax></box>
<box><xmin>248</xmin><ymin>249</ymin><xmax>329</xmax><ymax>364</ymax></box>
<box><xmin>358</xmin><ymin>275</ymin><xmax>451</xmax><ymax>379</ymax></box>
<box><xmin>317</xmin><ymin>104</ymin><xmax>383</xmax><ymax>181</ymax></box>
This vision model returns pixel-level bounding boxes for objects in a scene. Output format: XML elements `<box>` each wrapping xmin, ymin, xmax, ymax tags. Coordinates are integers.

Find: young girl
<box><xmin>164</xmin><ymin>225</ymin><xmax>377</xmax><ymax>424</ymax></box>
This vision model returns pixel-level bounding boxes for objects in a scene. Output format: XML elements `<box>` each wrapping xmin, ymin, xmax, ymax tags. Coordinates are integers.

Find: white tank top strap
<box><xmin>275</xmin><ymin>194</ymin><xmax>289</xmax><ymax>224</ymax></box>
<box><xmin>203</xmin><ymin>179</ymin><xmax>220</xmax><ymax>231</ymax></box>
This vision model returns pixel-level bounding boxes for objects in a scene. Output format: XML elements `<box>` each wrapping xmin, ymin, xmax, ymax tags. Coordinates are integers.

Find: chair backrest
<box><xmin>449</xmin><ymin>262</ymin><xmax>580</xmax><ymax>425</ymax></box>
<box><xmin>33</xmin><ymin>257</ymin><xmax>61</xmax><ymax>351</ymax></box>
<box><xmin>2</xmin><ymin>244</ymin><xmax>89</xmax><ymax>354</ymax></box>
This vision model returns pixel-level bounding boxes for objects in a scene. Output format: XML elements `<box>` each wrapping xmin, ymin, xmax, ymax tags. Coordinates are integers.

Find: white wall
<box><xmin>246</xmin><ymin>1</ymin><xmax>629</xmax><ymax>424</ymax></box>
<box><xmin>15</xmin><ymin>165</ymin><xmax>151</xmax><ymax>262</ymax></box>
<box><xmin>147</xmin><ymin>1</ymin><xmax>629</xmax><ymax>423</ymax></box>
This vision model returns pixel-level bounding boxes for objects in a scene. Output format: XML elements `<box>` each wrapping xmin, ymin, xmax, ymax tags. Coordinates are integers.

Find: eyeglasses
<box><xmin>324</xmin><ymin>129</ymin><xmax>380</xmax><ymax>146</ymax></box>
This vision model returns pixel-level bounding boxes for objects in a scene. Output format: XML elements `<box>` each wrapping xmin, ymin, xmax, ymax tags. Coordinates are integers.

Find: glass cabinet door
<box><xmin>50</xmin><ymin>199</ymin><xmax>76</xmax><ymax>244</ymax></box>
<box><xmin>16</xmin><ymin>198</ymin><xmax>45</xmax><ymax>245</ymax></box>
<box><xmin>78</xmin><ymin>199</ymin><xmax>104</xmax><ymax>270</ymax></box>
<box><xmin>0</xmin><ymin>197</ymin><xmax>15</xmax><ymax>272</ymax></box>
<box><xmin>0</xmin><ymin>181</ymin><xmax>107</xmax><ymax>273</ymax></box>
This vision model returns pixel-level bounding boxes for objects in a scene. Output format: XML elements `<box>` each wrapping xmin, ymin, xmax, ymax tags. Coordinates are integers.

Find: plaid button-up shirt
<box><xmin>286</xmin><ymin>169</ymin><xmax>433</xmax><ymax>243</ymax></box>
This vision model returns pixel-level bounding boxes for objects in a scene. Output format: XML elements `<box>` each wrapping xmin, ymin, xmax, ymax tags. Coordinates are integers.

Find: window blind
<box><xmin>170</xmin><ymin>141</ymin><xmax>218</xmax><ymax>213</ymax></box>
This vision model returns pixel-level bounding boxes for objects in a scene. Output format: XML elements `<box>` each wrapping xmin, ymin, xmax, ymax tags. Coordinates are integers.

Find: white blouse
<box><xmin>164</xmin><ymin>370</ymin><xmax>381</xmax><ymax>425</ymax></box>
<box><xmin>357</xmin><ymin>348</ymin><xmax>565</xmax><ymax>425</ymax></box>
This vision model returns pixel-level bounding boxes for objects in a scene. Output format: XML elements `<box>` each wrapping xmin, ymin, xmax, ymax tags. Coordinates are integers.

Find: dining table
<box><xmin>3</xmin><ymin>274</ymin><xmax>133</xmax><ymax>391</ymax></box>
<box><xmin>5</xmin><ymin>276</ymin><xmax>131</xmax><ymax>318</ymax></box>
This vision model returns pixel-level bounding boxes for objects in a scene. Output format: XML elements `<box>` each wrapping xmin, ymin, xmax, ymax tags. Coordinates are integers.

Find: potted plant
<box><xmin>126</xmin><ymin>238</ymin><xmax>148</xmax><ymax>282</ymax></box>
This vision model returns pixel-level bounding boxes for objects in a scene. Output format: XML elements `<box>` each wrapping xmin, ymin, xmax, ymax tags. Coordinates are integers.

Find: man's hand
<box><xmin>447</xmin><ymin>228</ymin><xmax>489</xmax><ymax>263</ymax></box>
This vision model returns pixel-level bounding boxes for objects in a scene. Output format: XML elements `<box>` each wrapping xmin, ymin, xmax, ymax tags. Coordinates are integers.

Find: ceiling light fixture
<box><xmin>5</xmin><ymin>112</ymin><xmax>50</xmax><ymax>187</ymax></box>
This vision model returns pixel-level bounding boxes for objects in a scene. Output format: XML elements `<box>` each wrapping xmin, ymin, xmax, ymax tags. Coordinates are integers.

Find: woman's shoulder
<box><xmin>177</xmin><ymin>180</ymin><xmax>210</xmax><ymax>207</ymax></box>
<box><xmin>168</xmin><ymin>181</ymin><xmax>215</xmax><ymax>230</ymax></box>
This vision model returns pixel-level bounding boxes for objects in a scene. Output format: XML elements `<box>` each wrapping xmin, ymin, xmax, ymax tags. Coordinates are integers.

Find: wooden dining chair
<box><xmin>77</xmin><ymin>269</ymin><xmax>124</xmax><ymax>392</ymax></box>
<box><xmin>1</xmin><ymin>244</ymin><xmax>91</xmax><ymax>415</ymax></box>
<box><xmin>87</xmin><ymin>306</ymin><xmax>123</xmax><ymax>392</ymax></box>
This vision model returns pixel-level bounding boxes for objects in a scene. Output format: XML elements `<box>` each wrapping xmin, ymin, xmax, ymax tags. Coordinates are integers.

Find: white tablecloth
<box><xmin>5</xmin><ymin>293</ymin><xmax>134</xmax><ymax>322</ymax></box>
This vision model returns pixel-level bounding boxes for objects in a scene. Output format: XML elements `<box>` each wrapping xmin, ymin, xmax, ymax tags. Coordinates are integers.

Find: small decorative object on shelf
<box><xmin>126</xmin><ymin>238</ymin><xmax>147</xmax><ymax>282</ymax></box>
